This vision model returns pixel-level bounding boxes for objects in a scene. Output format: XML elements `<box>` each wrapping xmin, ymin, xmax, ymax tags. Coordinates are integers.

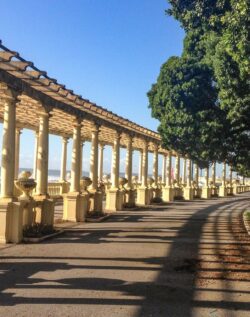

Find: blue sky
<box><xmin>0</xmin><ymin>0</ymin><xmax>185</xmax><ymax>175</ymax></box>
<box><xmin>1</xmin><ymin>0</ymin><xmax>227</xmax><ymax>177</ymax></box>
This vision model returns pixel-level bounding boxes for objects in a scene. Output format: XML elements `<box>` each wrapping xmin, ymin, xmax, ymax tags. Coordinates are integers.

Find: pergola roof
<box><xmin>0</xmin><ymin>41</ymin><xmax>175</xmax><ymax>154</ymax></box>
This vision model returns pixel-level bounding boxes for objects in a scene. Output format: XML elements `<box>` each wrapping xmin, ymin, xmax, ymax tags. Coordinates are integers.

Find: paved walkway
<box><xmin>0</xmin><ymin>194</ymin><xmax>249</xmax><ymax>317</ymax></box>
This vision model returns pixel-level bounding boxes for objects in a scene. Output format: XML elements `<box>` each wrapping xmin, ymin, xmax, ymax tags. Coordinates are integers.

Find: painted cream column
<box><xmin>186</xmin><ymin>159</ymin><xmax>192</xmax><ymax>187</ymax></box>
<box><xmin>194</xmin><ymin>164</ymin><xmax>199</xmax><ymax>184</ymax></box>
<box><xmin>69</xmin><ymin>120</ymin><xmax>81</xmax><ymax>193</ymax></box>
<box><xmin>36</xmin><ymin>109</ymin><xmax>50</xmax><ymax>196</ymax></box>
<box><xmin>60</xmin><ymin>136</ymin><xmax>68</xmax><ymax>181</ymax></box>
<box><xmin>219</xmin><ymin>162</ymin><xmax>227</xmax><ymax>197</ymax></box>
<box><xmin>106</xmin><ymin>132</ymin><xmax>124</xmax><ymax>212</ymax></box>
<box><xmin>184</xmin><ymin>158</ymin><xmax>193</xmax><ymax>200</ymax></box>
<box><xmin>229</xmin><ymin>166</ymin><xmax>233</xmax><ymax>186</ymax></box>
<box><xmin>98</xmin><ymin>143</ymin><xmax>105</xmax><ymax>181</ymax></box>
<box><xmin>79</xmin><ymin>141</ymin><xmax>84</xmax><ymax>178</ymax></box>
<box><xmin>141</xmin><ymin>140</ymin><xmax>148</xmax><ymax>188</ymax></box>
<box><xmin>0</xmin><ymin>88</ymin><xmax>18</xmax><ymax>198</ymax></box>
<box><xmin>182</xmin><ymin>158</ymin><xmax>187</xmax><ymax>184</ymax></box>
<box><xmin>33</xmin><ymin>131</ymin><xmax>39</xmax><ymax>180</ymax></box>
<box><xmin>138</xmin><ymin>150</ymin><xmax>143</xmax><ymax>183</ymax></box>
<box><xmin>175</xmin><ymin>155</ymin><xmax>180</xmax><ymax>186</ymax></box>
<box><xmin>89</xmin><ymin>125</ymin><xmax>99</xmax><ymax>190</ymax></box>
<box><xmin>14</xmin><ymin>128</ymin><xmax>22</xmax><ymax>179</ymax></box>
<box><xmin>137</xmin><ymin>139</ymin><xmax>150</xmax><ymax>205</ymax></box>
<box><xmin>212</xmin><ymin>162</ymin><xmax>216</xmax><ymax>185</ymax></box>
<box><xmin>162</xmin><ymin>154</ymin><xmax>167</xmax><ymax>185</ymax></box>
<box><xmin>153</xmin><ymin>144</ymin><xmax>159</xmax><ymax>185</ymax></box>
<box><xmin>165</xmin><ymin>153</ymin><xmax>172</xmax><ymax>187</ymax></box>
<box><xmin>111</xmin><ymin>132</ymin><xmax>121</xmax><ymax>189</ymax></box>
<box><xmin>162</xmin><ymin>152</ymin><xmax>173</xmax><ymax>201</ymax></box>
<box><xmin>125</xmin><ymin>136</ymin><xmax>133</xmax><ymax>189</ymax></box>
<box><xmin>222</xmin><ymin>162</ymin><xmax>226</xmax><ymax>186</ymax></box>
<box><xmin>201</xmin><ymin>166</ymin><xmax>211</xmax><ymax>199</ymax></box>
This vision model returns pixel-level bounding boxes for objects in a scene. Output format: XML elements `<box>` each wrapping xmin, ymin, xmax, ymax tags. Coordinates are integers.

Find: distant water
<box><xmin>18</xmin><ymin>168</ymin><xmax>131</xmax><ymax>181</ymax></box>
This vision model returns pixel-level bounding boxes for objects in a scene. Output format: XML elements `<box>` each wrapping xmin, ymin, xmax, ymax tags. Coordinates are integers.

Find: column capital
<box><xmin>114</xmin><ymin>130</ymin><xmax>122</xmax><ymax>140</ymax></box>
<box><xmin>91</xmin><ymin>122</ymin><xmax>101</xmax><ymax>133</ymax></box>
<box><xmin>0</xmin><ymin>83</ymin><xmax>19</xmax><ymax>103</ymax></box>
<box><xmin>99</xmin><ymin>142</ymin><xmax>105</xmax><ymax>149</ymax></box>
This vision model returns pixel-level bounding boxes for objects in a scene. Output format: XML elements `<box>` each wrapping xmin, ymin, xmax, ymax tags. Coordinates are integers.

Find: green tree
<box><xmin>148</xmin><ymin>0</ymin><xmax>249</xmax><ymax>175</ymax></box>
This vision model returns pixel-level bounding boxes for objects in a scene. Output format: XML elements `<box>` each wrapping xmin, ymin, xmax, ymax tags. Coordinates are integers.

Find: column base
<box><xmin>124</xmin><ymin>189</ymin><xmax>136</xmax><ymax>208</ymax></box>
<box><xmin>137</xmin><ymin>187</ymin><xmax>150</xmax><ymax>205</ymax></box>
<box><xmin>63</xmin><ymin>192</ymin><xmax>87</xmax><ymax>222</ymax></box>
<box><xmin>201</xmin><ymin>187</ymin><xmax>211</xmax><ymax>199</ymax></box>
<box><xmin>219</xmin><ymin>186</ymin><xmax>228</xmax><ymax>197</ymax></box>
<box><xmin>183</xmin><ymin>187</ymin><xmax>194</xmax><ymax>200</ymax></box>
<box><xmin>162</xmin><ymin>186</ymin><xmax>174</xmax><ymax>202</ymax></box>
<box><xmin>89</xmin><ymin>189</ymin><xmax>103</xmax><ymax>213</ymax></box>
<box><xmin>106</xmin><ymin>188</ymin><xmax>124</xmax><ymax>212</ymax></box>
<box><xmin>0</xmin><ymin>198</ymin><xmax>23</xmax><ymax>244</ymax></box>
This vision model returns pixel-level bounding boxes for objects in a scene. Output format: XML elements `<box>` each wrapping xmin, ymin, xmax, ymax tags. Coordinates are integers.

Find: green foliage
<box><xmin>149</xmin><ymin>0</ymin><xmax>249</xmax><ymax>175</ymax></box>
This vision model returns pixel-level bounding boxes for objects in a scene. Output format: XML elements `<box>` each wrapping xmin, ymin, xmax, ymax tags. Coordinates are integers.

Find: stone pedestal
<box><xmin>63</xmin><ymin>192</ymin><xmax>86</xmax><ymax>222</ymax></box>
<box><xmin>0</xmin><ymin>198</ymin><xmax>23</xmax><ymax>243</ymax></box>
<box><xmin>162</xmin><ymin>186</ymin><xmax>174</xmax><ymax>202</ymax></box>
<box><xmin>183</xmin><ymin>187</ymin><xmax>194</xmax><ymax>200</ymax></box>
<box><xmin>106</xmin><ymin>188</ymin><xmax>124</xmax><ymax>212</ymax></box>
<box><xmin>153</xmin><ymin>187</ymin><xmax>162</xmax><ymax>199</ymax></box>
<box><xmin>34</xmin><ymin>196</ymin><xmax>55</xmax><ymax>225</ymax></box>
<box><xmin>125</xmin><ymin>189</ymin><xmax>136</xmax><ymax>207</ymax></box>
<box><xmin>137</xmin><ymin>187</ymin><xmax>150</xmax><ymax>205</ymax></box>
<box><xmin>201</xmin><ymin>187</ymin><xmax>211</xmax><ymax>199</ymax></box>
<box><xmin>19</xmin><ymin>197</ymin><xmax>36</xmax><ymax>226</ymax></box>
<box><xmin>89</xmin><ymin>189</ymin><xmax>103</xmax><ymax>213</ymax></box>
<box><xmin>219</xmin><ymin>186</ymin><xmax>227</xmax><ymax>197</ymax></box>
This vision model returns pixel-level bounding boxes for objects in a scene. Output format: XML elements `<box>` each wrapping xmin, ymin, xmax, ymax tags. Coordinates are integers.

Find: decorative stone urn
<box><xmin>119</xmin><ymin>177</ymin><xmax>128</xmax><ymax>190</ymax></box>
<box><xmin>147</xmin><ymin>177</ymin><xmax>154</xmax><ymax>188</ymax></box>
<box><xmin>14</xmin><ymin>171</ymin><xmax>36</xmax><ymax>199</ymax></box>
<box><xmin>132</xmin><ymin>175</ymin><xmax>138</xmax><ymax>189</ymax></box>
<box><xmin>80</xmin><ymin>176</ymin><xmax>92</xmax><ymax>191</ymax></box>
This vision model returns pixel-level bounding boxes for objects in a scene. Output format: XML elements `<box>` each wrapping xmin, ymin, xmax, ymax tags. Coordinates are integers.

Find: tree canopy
<box><xmin>148</xmin><ymin>0</ymin><xmax>249</xmax><ymax>175</ymax></box>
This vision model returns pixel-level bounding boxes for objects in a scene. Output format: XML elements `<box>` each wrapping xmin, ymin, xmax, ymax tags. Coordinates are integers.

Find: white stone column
<box><xmin>162</xmin><ymin>154</ymin><xmax>167</xmax><ymax>185</ymax></box>
<box><xmin>89</xmin><ymin>125</ymin><xmax>99</xmax><ymax>190</ymax></box>
<box><xmin>69</xmin><ymin>120</ymin><xmax>81</xmax><ymax>193</ymax></box>
<box><xmin>36</xmin><ymin>110</ymin><xmax>50</xmax><ymax>196</ymax></box>
<box><xmin>222</xmin><ymin>162</ymin><xmax>226</xmax><ymax>186</ymax></box>
<box><xmin>141</xmin><ymin>140</ymin><xmax>148</xmax><ymax>188</ymax></box>
<box><xmin>0</xmin><ymin>89</ymin><xmax>17</xmax><ymax>198</ymax></box>
<box><xmin>111</xmin><ymin>132</ymin><xmax>121</xmax><ymax>189</ymax></box>
<box><xmin>153</xmin><ymin>144</ymin><xmax>159</xmax><ymax>186</ymax></box>
<box><xmin>186</xmin><ymin>159</ymin><xmax>192</xmax><ymax>187</ymax></box>
<box><xmin>194</xmin><ymin>164</ymin><xmax>199</xmax><ymax>184</ymax></box>
<box><xmin>165</xmin><ymin>153</ymin><xmax>172</xmax><ymax>187</ymax></box>
<box><xmin>201</xmin><ymin>166</ymin><xmax>211</xmax><ymax>199</ymax></box>
<box><xmin>14</xmin><ymin>128</ymin><xmax>22</xmax><ymax>179</ymax></box>
<box><xmin>183</xmin><ymin>158</ymin><xmax>193</xmax><ymax>200</ymax></box>
<box><xmin>60</xmin><ymin>136</ymin><xmax>68</xmax><ymax>181</ymax></box>
<box><xmin>33</xmin><ymin>131</ymin><xmax>39</xmax><ymax>180</ymax></box>
<box><xmin>138</xmin><ymin>150</ymin><xmax>143</xmax><ymax>183</ymax></box>
<box><xmin>175</xmin><ymin>155</ymin><xmax>180</xmax><ymax>186</ymax></box>
<box><xmin>79</xmin><ymin>141</ymin><xmax>84</xmax><ymax>178</ymax></box>
<box><xmin>229</xmin><ymin>166</ymin><xmax>233</xmax><ymax>186</ymax></box>
<box><xmin>212</xmin><ymin>162</ymin><xmax>216</xmax><ymax>185</ymax></box>
<box><xmin>182</xmin><ymin>158</ymin><xmax>187</xmax><ymax>184</ymax></box>
<box><xmin>98</xmin><ymin>143</ymin><xmax>105</xmax><ymax>181</ymax></box>
<box><xmin>162</xmin><ymin>152</ymin><xmax>173</xmax><ymax>202</ymax></box>
<box><xmin>125</xmin><ymin>136</ymin><xmax>133</xmax><ymax>189</ymax></box>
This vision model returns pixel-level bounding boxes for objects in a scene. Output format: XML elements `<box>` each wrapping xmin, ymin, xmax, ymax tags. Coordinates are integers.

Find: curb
<box><xmin>23</xmin><ymin>229</ymin><xmax>64</xmax><ymax>243</ymax></box>
<box><xmin>243</xmin><ymin>210</ymin><xmax>250</xmax><ymax>235</ymax></box>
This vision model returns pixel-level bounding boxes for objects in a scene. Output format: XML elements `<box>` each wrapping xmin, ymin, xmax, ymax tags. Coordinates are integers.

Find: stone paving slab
<box><xmin>0</xmin><ymin>194</ymin><xmax>249</xmax><ymax>317</ymax></box>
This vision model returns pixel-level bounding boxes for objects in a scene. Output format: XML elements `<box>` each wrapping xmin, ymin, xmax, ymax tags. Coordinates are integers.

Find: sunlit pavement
<box><xmin>0</xmin><ymin>194</ymin><xmax>249</xmax><ymax>317</ymax></box>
